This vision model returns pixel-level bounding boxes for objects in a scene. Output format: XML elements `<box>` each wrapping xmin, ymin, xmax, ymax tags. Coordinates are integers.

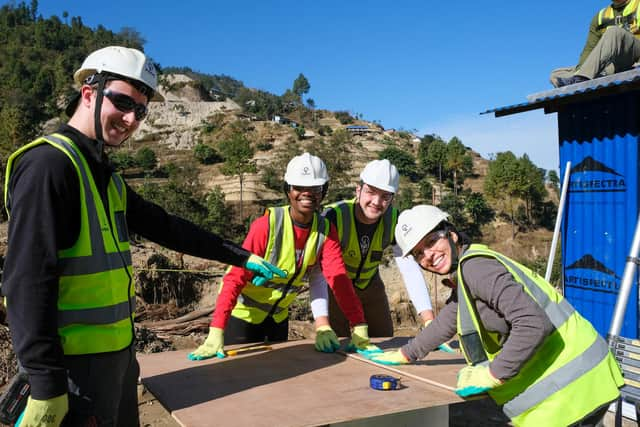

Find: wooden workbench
<box><xmin>138</xmin><ymin>337</ymin><xmax>466</xmax><ymax>427</ymax></box>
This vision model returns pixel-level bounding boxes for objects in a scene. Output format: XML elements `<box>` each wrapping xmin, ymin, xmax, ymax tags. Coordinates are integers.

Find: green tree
<box><xmin>424</xmin><ymin>138</ymin><xmax>448</xmax><ymax>183</ymax></box>
<box><xmin>396</xmin><ymin>186</ymin><xmax>414</xmax><ymax>212</ymax></box>
<box><xmin>378</xmin><ymin>146</ymin><xmax>416</xmax><ymax>180</ymax></box>
<box><xmin>306</xmin><ymin>98</ymin><xmax>315</xmax><ymax>109</ymax></box>
<box><xmin>292</xmin><ymin>73</ymin><xmax>310</xmax><ymax>100</ymax></box>
<box><xmin>517</xmin><ymin>154</ymin><xmax>547</xmax><ymax>225</ymax></box>
<box><xmin>465</xmin><ymin>192</ymin><xmax>494</xmax><ymax>226</ymax></box>
<box><xmin>203</xmin><ymin>186</ymin><xmax>233</xmax><ymax>237</ymax></box>
<box><xmin>418</xmin><ymin>178</ymin><xmax>434</xmax><ymax>204</ymax></box>
<box><xmin>417</xmin><ymin>134</ymin><xmax>439</xmax><ymax>177</ymax></box>
<box><xmin>218</xmin><ymin>128</ymin><xmax>256</xmax><ymax>220</ymax></box>
<box><xmin>484</xmin><ymin>151</ymin><xmax>520</xmax><ymax>238</ymax></box>
<box><xmin>484</xmin><ymin>151</ymin><xmax>548</xmax><ymax>238</ymax></box>
<box><xmin>334</xmin><ymin>111</ymin><xmax>354</xmax><ymax>125</ymax></box>
<box><xmin>135</xmin><ymin>147</ymin><xmax>157</xmax><ymax>172</ymax></box>
<box><xmin>117</xmin><ymin>26</ymin><xmax>146</xmax><ymax>50</ymax></box>
<box><xmin>193</xmin><ymin>143</ymin><xmax>221</xmax><ymax>165</ymax></box>
<box><xmin>281</xmin><ymin>89</ymin><xmax>300</xmax><ymax>111</ymax></box>
<box><xmin>548</xmin><ymin>169</ymin><xmax>560</xmax><ymax>197</ymax></box>
<box><xmin>446</xmin><ymin>137</ymin><xmax>473</xmax><ymax>196</ymax></box>
<box><xmin>108</xmin><ymin>150</ymin><xmax>136</xmax><ymax>172</ymax></box>
<box><xmin>137</xmin><ymin>180</ymin><xmax>207</xmax><ymax>227</ymax></box>
<box><xmin>294</xmin><ymin>125</ymin><xmax>306</xmax><ymax>140</ymax></box>
<box><xmin>438</xmin><ymin>194</ymin><xmax>466</xmax><ymax>231</ymax></box>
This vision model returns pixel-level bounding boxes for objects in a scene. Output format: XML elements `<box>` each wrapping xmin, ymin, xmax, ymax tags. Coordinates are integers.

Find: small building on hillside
<box><xmin>345</xmin><ymin>125</ymin><xmax>372</xmax><ymax>135</ymax></box>
<box><xmin>272</xmin><ymin>115</ymin><xmax>298</xmax><ymax>128</ymax></box>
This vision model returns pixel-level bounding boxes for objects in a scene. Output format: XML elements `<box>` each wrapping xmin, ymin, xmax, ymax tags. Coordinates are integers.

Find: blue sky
<box><xmin>33</xmin><ymin>0</ymin><xmax>605</xmax><ymax>172</ymax></box>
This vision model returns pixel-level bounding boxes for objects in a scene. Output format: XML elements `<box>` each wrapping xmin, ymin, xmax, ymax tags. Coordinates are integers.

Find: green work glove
<box><xmin>314</xmin><ymin>325</ymin><xmax>340</xmax><ymax>353</ymax></box>
<box><xmin>16</xmin><ymin>394</ymin><xmax>68</xmax><ymax>427</ymax></box>
<box><xmin>368</xmin><ymin>350</ymin><xmax>410</xmax><ymax>366</ymax></box>
<box><xmin>455</xmin><ymin>365</ymin><xmax>502</xmax><ymax>397</ymax></box>
<box><xmin>348</xmin><ymin>324</ymin><xmax>382</xmax><ymax>355</ymax></box>
<box><xmin>244</xmin><ymin>254</ymin><xmax>287</xmax><ymax>286</ymax></box>
<box><xmin>188</xmin><ymin>327</ymin><xmax>225</xmax><ymax>360</ymax></box>
<box><xmin>422</xmin><ymin>319</ymin><xmax>456</xmax><ymax>354</ymax></box>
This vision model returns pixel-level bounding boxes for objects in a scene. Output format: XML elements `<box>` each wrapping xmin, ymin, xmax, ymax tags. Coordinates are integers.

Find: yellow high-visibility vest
<box><xmin>323</xmin><ymin>199</ymin><xmax>397</xmax><ymax>289</ymax></box>
<box><xmin>5</xmin><ymin>134</ymin><xmax>134</xmax><ymax>355</ymax></box>
<box><xmin>456</xmin><ymin>244</ymin><xmax>623</xmax><ymax>427</ymax></box>
<box><xmin>598</xmin><ymin>0</ymin><xmax>640</xmax><ymax>35</ymax></box>
<box><xmin>230</xmin><ymin>206</ymin><xmax>329</xmax><ymax>324</ymax></box>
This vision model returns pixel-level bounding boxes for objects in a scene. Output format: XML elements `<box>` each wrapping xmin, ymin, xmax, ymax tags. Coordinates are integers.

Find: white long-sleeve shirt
<box><xmin>309</xmin><ymin>243</ymin><xmax>432</xmax><ymax>319</ymax></box>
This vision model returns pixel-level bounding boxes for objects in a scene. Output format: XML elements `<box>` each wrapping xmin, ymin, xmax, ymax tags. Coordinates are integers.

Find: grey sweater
<box><xmin>401</xmin><ymin>253</ymin><xmax>554</xmax><ymax>381</ymax></box>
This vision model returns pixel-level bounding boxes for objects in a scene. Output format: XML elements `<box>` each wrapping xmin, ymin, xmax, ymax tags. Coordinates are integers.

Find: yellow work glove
<box><xmin>422</xmin><ymin>319</ymin><xmax>456</xmax><ymax>354</ymax></box>
<box><xmin>188</xmin><ymin>327</ymin><xmax>225</xmax><ymax>360</ymax></box>
<box><xmin>244</xmin><ymin>254</ymin><xmax>287</xmax><ymax>286</ymax></box>
<box><xmin>455</xmin><ymin>365</ymin><xmax>502</xmax><ymax>397</ymax></box>
<box><xmin>314</xmin><ymin>325</ymin><xmax>340</xmax><ymax>353</ymax></box>
<box><xmin>348</xmin><ymin>324</ymin><xmax>382</xmax><ymax>355</ymax></box>
<box><xmin>368</xmin><ymin>350</ymin><xmax>410</xmax><ymax>366</ymax></box>
<box><xmin>16</xmin><ymin>394</ymin><xmax>68</xmax><ymax>427</ymax></box>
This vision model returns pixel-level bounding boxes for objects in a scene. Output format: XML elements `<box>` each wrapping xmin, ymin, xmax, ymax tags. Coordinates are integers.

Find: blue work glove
<box><xmin>368</xmin><ymin>350</ymin><xmax>410</xmax><ymax>366</ymax></box>
<box><xmin>314</xmin><ymin>325</ymin><xmax>340</xmax><ymax>353</ymax></box>
<box><xmin>16</xmin><ymin>394</ymin><xmax>68</xmax><ymax>427</ymax></box>
<box><xmin>348</xmin><ymin>324</ymin><xmax>383</xmax><ymax>355</ymax></box>
<box><xmin>455</xmin><ymin>365</ymin><xmax>502</xmax><ymax>397</ymax></box>
<box><xmin>188</xmin><ymin>327</ymin><xmax>226</xmax><ymax>360</ymax></box>
<box><xmin>244</xmin><ymin>254</ymin><xmax>287</xmax><ymax>286</ymax></box>
<box><xmin>437</xmin><ymin>342</ymin><xmax>457</xmax><ymax>353</ymax></box>
<box><xmin>422</xmin><ymin>319</ymin><xmax>456</xmax><ymax>354</ymax></box>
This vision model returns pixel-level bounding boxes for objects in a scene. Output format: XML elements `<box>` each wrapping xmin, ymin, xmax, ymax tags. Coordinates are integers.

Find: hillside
<box><xmin>122</xmin><ymin>73</ymin><xmax>556</xmax><ymax>262</ymax></box>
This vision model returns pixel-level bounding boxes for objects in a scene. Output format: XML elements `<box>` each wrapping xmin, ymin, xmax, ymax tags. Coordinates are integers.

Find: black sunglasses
<box><xmin>102</xmin><ymin>89</ymin><xmax>148</xmax><ymax>121</ymax></box>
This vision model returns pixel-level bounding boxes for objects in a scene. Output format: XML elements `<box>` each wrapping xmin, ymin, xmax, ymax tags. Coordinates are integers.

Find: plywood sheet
<box><xmin>138</xmin><ymin>339</ymin><xmax>465</xmax><ymax>427</ymax></box>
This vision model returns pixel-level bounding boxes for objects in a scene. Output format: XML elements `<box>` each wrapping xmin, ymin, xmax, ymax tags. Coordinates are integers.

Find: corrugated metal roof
<box><xmin>482</xmin><ymin>67</ymin><xmax>640</xmax><ymax>117</ymax></box>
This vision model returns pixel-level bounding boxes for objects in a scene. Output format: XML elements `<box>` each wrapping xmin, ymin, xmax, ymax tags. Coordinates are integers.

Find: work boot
<box><xmin>554</xmin><ymin>75</ymin><xmax>589</xmax><ymax>87</ymax></box>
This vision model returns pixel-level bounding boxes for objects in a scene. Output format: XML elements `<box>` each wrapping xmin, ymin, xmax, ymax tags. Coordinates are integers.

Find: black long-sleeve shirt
<box><xmin>1</xmin><ymin>124</ymin><xmax>250</xmax><ymax>399</ymax></box>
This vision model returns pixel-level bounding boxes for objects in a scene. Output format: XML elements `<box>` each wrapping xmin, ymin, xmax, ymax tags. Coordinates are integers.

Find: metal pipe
<box><xmin>609</xmin><ymin>212</ymin><xmax>640</xmax><ymax>338</ymax></box>
<box><xmin>546</xmin><ymin>162</ymin><xmax>571</xmax><ymax>283</ymax></box>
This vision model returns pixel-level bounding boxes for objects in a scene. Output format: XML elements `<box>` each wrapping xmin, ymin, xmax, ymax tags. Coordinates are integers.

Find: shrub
<box><xmin>334</xmin><ymin>111</ymin><xmax>354</xmax><ymax>125</ymax></box>
<box><xmin>135</xmin><ymin>147</ymin><xmax>157</xmax><ymax>171</ymax></box>
<box><xmin>193</xmin><ymin>143</ymin><xmax>222</xmax><ymax>165</ymax></box>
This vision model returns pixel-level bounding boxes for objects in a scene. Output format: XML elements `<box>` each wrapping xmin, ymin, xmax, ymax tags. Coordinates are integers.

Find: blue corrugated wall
<box><xmin>559</xmin><ymin>92</ymin><xmax>640</xmax><ymax>338</ymax></box>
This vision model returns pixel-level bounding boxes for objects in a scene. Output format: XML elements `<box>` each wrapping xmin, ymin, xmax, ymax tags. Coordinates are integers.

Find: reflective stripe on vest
<box><xmin>324</xmin><ymin>199</ymin><xmax>397</xmax><ymax>289</ymax></box>
<box><xmin>597</xmin><ymin>0</ymin><xmax>640</xmax><ymax>34</ymax></box>
<box><xmin>5</xmin><ymin>134</ymin><xmax>134</xmax><ymax>355</ymax></box>
<box><xmin>456</xmin><ymin>245</ymin><xmax>622</xmax><ymax>425</ymax></box>
<box><xmin>504</xmin><ymin>335</ymin><xmax>610</xmax><ymax>418</ymax></box>
<box><xmin>231</xmin><ymin>207</ymin><xmax>328</xmax><ymax>324</ymax></box>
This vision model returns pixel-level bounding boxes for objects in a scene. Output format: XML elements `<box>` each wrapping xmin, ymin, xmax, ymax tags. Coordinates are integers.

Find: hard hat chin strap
<box><xmin>93</xmin><ymin>77</ymin><xmax>106</xmax><ymax>154</ymax></box>
<box><xmin>444</xmin><ymin>226</ymin><xmax>460</xmax><ymax>275</ymax></box>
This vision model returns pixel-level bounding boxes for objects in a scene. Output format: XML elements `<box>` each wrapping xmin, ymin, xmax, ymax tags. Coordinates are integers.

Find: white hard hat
<box><xmin>395</xmin><ymin>205</ymin><xmax>450</xmax><ymax>256</ymax></box>
<box><xmin>74</xmin><ymin>46</ymin><xmax>163</xmax><ymax>101</ymax></box>
<box><xmin>360</xmin><ymin>159</ymin><xmax>399</xmax><ymax>193</ymax></box>
<box><xmin>284</xmin><ymin>152</ymin><xmax>329</xmax><ymax>186</ymax></box>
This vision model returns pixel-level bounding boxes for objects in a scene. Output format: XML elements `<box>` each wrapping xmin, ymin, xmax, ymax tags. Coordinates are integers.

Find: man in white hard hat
<box><xmin>367</xmin><ymin>205</ymin><xmax>623</xmax><ymax>427</ymax></box>
<box><xmin>189</xmin><ymin>153</ymin><xmax>377</xmax><ymax>360</ymax></box>
<box><xmin>1</xmin><ymin>46</ymin><xmax>284</xmax><ymax>426</ymax></box>
<box><xmin>310</xmin><ymin>159</ymin><xmax>444</xmax><ymax>351</ymax></box>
